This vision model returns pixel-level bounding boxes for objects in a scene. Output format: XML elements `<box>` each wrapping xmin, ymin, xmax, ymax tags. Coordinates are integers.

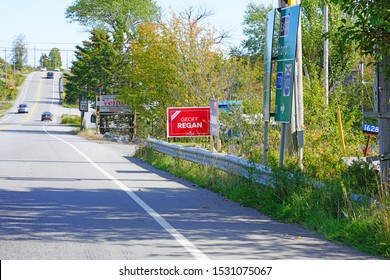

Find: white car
<box><xmin>40</xmin><ymin>67</ymin><xmax>47</xmax><ymax>71</ymax></box>
<box><xmin>17</xmin><ymin>104</ymin><xmax>29</xmax><ymax>113</ymax></box>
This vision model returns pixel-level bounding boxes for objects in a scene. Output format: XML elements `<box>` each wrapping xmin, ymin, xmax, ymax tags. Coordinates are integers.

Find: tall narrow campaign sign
<box><xmin>263</xmin><ymin>9</ymin><xmax>276</xmax><ymax>122</ymax></box>
<box><xmin>275</xmin><ymin>5</ymin><xmax>300</xmax><ymax>123</ymax></box>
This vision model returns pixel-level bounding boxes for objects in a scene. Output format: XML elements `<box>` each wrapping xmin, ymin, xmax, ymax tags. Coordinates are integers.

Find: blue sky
<box><xmin>0</xmin><ymin>0</ymin><xmax>275</xmax><ymax>68</ymax></box>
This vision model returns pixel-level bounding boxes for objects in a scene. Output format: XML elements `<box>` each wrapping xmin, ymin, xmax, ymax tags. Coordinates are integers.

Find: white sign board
<box><xmin>79</xmin><ymin>100</ymin><xmax>88</xmax><ymax>112</ymax></box>
<box><xmin>97</xmin><ymin>95</ymin><xmax>130</xmax><ymax>113</ymax></box>
<box><xmin>210</xmin><ymin>99</ymin><xmax>219</xmax><ymax>136</ymax></box>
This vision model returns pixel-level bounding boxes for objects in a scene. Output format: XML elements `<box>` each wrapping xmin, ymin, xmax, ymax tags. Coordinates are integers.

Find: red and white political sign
<box><xmin>167</xmin><ymin>107</ymin><xmax>210</xmax><ymax>137</ymax></box>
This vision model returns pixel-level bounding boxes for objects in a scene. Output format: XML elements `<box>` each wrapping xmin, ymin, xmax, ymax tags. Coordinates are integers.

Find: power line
<box><xmin>0</xmin><ymin>40</ymin><xmax>82</xmax><ymax>45</ymax></box>
<box><xmin>0</xmin><ymin>47</ymin><xmax>76</xmax><ymax>52</ymax></box>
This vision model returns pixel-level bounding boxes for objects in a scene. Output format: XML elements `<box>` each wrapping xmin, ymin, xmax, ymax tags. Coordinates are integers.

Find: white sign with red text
<box><xmin>97</xmin><ymin>95</ymin><xmax>130</xmax><ymax>113</ymax></box>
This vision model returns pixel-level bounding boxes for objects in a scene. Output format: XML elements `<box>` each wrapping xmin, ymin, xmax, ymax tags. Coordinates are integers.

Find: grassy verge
<box><xmin>0</xmin><ymin>101</ymin><xmax>12</xmax><ymax>116</ymax></box>
<box><xmin>75</xmin><ymin>129</ymin><xmax>103</xmax><ymax>140</ymax></box>
<box><xmin>135</xmin><ymin>146</ymin><xmax>390</xmax><ymax>259</ymax></box>
<box><xmin>1</xmin><ymin>72</ymin><xmax>27</xmax><ymax>115</ymax></box>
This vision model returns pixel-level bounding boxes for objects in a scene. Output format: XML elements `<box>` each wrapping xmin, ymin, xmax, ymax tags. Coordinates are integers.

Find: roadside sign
<box><xmin>263</xmin><ymin>9</ymin><xmax>276</xmax><ymax>122</ymax></box>
<box><xmin>167</xmin><ymin>107</ymin><xmax>210</xmax><ymax>137</ymax></box>
<box><xmin>97</xmin><ymin>95</ymin><xmax>130</xmax><ymax>113</ymax></box>
<box><xmin>79</xmin><ymin>100</ymin><xmax>88</xmax><ymax>112</ymax></box>
<box><xmin>275</xmin><ymin>5</ymin><xmax>300</xmax><ymax>123</ymax></box>
<box><xmin>210</xmin><ymin>99</ymin><xmax>219</xmax><ymax>136</ymax></box>
<box><xmin>362</xmin><ymin>124</ymin><xmax>379</xmax><ymax>135</ymax></box>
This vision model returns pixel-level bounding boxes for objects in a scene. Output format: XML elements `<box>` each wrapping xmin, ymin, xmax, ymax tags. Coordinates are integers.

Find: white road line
<box><xmin>43</xmin><ymin>128</ymin><xmax>209</xmax><ymax>260</ymax></box>
<box><xmin>42</xmin><ymin>76</ymin><xmax>208</xmax><ymax>259</ymax></box>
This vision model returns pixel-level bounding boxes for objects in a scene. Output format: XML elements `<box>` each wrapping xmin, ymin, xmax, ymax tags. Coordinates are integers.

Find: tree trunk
<box><xmin>378</xmin><ymin>53</ymin><xmax>390</xmax><ymax>195</ymax></box>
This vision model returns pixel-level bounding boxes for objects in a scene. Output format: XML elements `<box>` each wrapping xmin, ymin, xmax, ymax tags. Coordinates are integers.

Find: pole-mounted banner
<box><xmin>275</xmin><ymin>5</ymin><xmax>300</xmax><ymax>123</ymax></box>
<box><xmin>263</xmin><ymin>9</ymin><xmax>276</xmax><ymax>122</ymax></box>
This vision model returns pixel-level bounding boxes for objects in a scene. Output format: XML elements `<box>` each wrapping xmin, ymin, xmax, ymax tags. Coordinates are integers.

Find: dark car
<box><xmin>47</xmin><ymin>71</ymin><xmax>54</xmax><ymax>79</ymax></box>
<box><xmin>41</xmin><ymin>112</ymin><xmax>53</xmax><ymax>121</ymax></box>
<box><xmin>17</xmin><ymin>103</ymin><xmax>29</xmax><ymax>113</ymax></box>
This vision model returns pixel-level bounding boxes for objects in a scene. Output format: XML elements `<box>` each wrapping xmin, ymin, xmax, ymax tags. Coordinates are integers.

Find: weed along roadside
<box><xmin>134</xmin><ymin>141</ymin><xmax>389</xmax><ymax>259</ymax></box>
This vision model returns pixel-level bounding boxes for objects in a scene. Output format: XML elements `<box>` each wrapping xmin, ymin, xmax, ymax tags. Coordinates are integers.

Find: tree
<box><xmin>48</xmin><ymin>48</ymin><xmax>62</xmax><ymax>69</ymax></box>
<box><xmin>39</xmin><ymin>53</ymin><xmax>49</xmax><ymax>69</ymax></box>
<box><xmin>240</xmin><ymin>3</ymin><xmax>273</xmax><ymax>60</ymax></box>
<box><xmin>116</xmin><ymin>7</ymin><xmax>249</xmax><ymax>138</ymax></box>
<box><xmin>12</xmin><ymin>34</ymin><xmax>27</xmax><ymax>70</ymax></box>
<box><xmin>65</xmin><ymin>29</ymin><xmax>123</xmax><ymax>103</ymax></box>
<box><xmin>328</xmin><ymin>0</ymin><xmax>390</xmax><ymax>193</ymax></box>
<box><xmin>66</xmin><ymin>0</ymin><xmax>160</xmax><ymax>45</ymax></box>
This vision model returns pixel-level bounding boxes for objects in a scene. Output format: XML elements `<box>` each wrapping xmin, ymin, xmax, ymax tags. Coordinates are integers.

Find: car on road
<box><xmin>41</xmin><ymin>112</ymin><xmax>53</xmax><ymax>121</ymax></box>
<box><xmin>46</xmin><ymin>71</ymin><xmax>54</xmax><ymax>79</ymax></box>
<box><xmin>17</xmin><ymin>104</ymin><xmax>29</xmax><ymax>113</ymax></box>
<box><xmin>40</xmin><ymin>66</ymin><xmax>47</xmax><ymax>71</ymax></box>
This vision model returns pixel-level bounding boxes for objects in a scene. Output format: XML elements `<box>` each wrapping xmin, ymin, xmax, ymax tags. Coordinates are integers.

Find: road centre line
<box><xmin>20</xmin><ymin>74</ymin><xmax>42</xmax><ymax>124</ymax></box>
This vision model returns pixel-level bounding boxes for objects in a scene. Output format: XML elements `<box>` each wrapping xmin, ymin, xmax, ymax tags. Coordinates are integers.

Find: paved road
<box><xmin>0</xmin><ymin>72</ymin><xmax>378</xmax><ymax>259</ymax></box>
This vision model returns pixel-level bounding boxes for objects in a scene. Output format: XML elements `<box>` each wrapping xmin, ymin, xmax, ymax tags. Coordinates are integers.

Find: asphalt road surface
<box><xmin>0</xmin><ymin>72</ymin><xmax>378</xmax><ymax>260</ymax></box>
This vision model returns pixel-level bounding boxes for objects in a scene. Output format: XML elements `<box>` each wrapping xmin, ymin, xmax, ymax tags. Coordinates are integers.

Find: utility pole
<box><xmin>324</xmin><ymin>4</ymin><xmax>329</xmax><ymax>105</ymax></box>
<box><xmin>278</xmin><ymin>0</ymin><xmax>289</xmax><ymax>167</ymax></box>
<box><xmin>4</xmin><ymin>48</ymin><xmax>8</xmax><ymax>84</ymax></box>
<box><xmin>278</xmin><ymin>0</ymin><xmax>304</xmax><ymax>168</ymax></box>
<box><xmin>377</xmin><ymin>54</ymin><xmax>390</xmax><ymax>193</ymax></box>
<box><xmin>295</xmin><ymin>0</ymin><xmax>304</xmax><ymax>168</ymax></box>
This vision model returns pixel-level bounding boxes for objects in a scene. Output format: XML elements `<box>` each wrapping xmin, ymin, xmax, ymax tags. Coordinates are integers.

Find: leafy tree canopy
<box><xmin>66</xmin><ymin>0</ymin><xmax>160</xmax><ymax>35</ymax></box>
<box><xmin>12</xmin><ymin>34</ymin><xmax>27</xmax><ymax>70</ymax></box>
<box><xmin>328</xmin><ymin>0</ymin><xmax>390</xmax><ymax>68</ymax></box>
<box><xmin>49</xmin><ymin>48</ymin><xmax>62</xmax><ymax>69</ymax></box>
<box><xmin>64</xmin><ymin>29</ymin><xmax>123</xmax><ymax>103</ymax></box>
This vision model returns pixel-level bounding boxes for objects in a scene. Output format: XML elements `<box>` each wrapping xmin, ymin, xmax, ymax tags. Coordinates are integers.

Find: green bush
<box><xmin>342</xmin><ymin>159</ymin><xmax>381</xmax><ymax>197</ymax></box>
<box><xmin>61</xmin><ymin>114</ymin><xmax>80</xmax><ymax>125</ymax></box>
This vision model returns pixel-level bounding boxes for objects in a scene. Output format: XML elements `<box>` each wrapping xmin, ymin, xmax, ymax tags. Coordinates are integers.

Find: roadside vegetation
<box><xmin>0</xmin><ymin>67</ymin><xmax>27</xmax><ymax>115</ymax></box>
<box><xmin>136</xmin><ymin>146</ymin><xmax>389</xmax><ymax>258</ymax></box>
<box><xmin>60</xmin><ymin>114</ymin><xmax>81</xmax><ymax>126</ymax></box>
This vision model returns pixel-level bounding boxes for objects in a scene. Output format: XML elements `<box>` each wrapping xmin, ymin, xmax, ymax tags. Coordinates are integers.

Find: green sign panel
<box><xmin>275</xmin><ymin>5</ymin><xmax>300</xmax><ymax>123</ymax></box>
<box><xmin>263</xmin><ymin>9</ymin><xmax>276</xmax><ymax>122</ymax></box>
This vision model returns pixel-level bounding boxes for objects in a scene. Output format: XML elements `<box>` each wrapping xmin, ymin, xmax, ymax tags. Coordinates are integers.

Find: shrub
<box><xmin>61</xmin><ymin>114</ymin><xmax>80</xmax><ymax>125</ymax></box>
<box><xmin>342</xmin><ymin>159</ymin><xmax>381</xmax><ymax>198</ymax></box>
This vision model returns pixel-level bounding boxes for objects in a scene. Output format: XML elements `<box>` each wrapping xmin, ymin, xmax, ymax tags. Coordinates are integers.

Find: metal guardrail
<box><xmin>146</xmin><ymin>138</ymin><xmax>272</xmax><ymax>185</ymax></box>
<box><xmin>146</xmin><ymin>138</ymin><xmax>385</xmax><ymax>208</ymax></box>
